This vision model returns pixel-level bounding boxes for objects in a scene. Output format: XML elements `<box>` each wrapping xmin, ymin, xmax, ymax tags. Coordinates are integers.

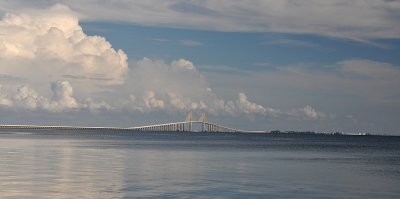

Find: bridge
<box><xmin>0</xmin><ymin>112</ymin><xmax>241</xmax><ymax>133</ymax></box>
<box><xmin>132</xmin><ymin>112</ymin><xmax>239</xmax><ymax>132</ymax></box>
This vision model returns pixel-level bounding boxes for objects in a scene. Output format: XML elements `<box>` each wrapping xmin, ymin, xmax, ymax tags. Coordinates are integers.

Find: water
<box><xmin>1</xmin><ymin>130</ymin><xmax>399</xmax><ymax>199</ymax></box>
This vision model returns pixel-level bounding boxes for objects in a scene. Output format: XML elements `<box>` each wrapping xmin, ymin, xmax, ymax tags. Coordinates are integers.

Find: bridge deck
<box><xmin>0</xmin><ymin>112</ymin><xmax>246</xmax><ymax>132</ymax></box>
<box><xmin>0</xmin><ymin>121</ymin><xmax>242</xmax><ymax>133</ymax></box>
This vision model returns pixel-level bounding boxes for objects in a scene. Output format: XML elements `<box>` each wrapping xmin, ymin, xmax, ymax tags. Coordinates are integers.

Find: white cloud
<box><xmin>49</xmin><ymin>81</ymin><xmax>78</xmax><ymax>111</ymax></box>
<box><xmin>222</xmin><ymin>93</ymin><xmax>265</xmax><ymax>117</ymax></box>
<box><xmin>10</xmin><ymin>81</ymin><xmax>78</xmax><ymax>112</ymax></box>
<box><xmin>0</xmin><ymin>5</ymin><xmax>128</xmax><ymax>112</ymax></box>
<box><xmin>0</xmin><ymin>4</ymin><xmax>128</xmax><ymax>89</ymax></box>
<box><xmin>0</xmin><ymin>5</ymin><xmax>332</xmax><ymax>125</ymax></box>
<box><xmin>125</xmin><ymin>58</ymin><xmax>214</xmax><ymax>113</ymax></box>
<box><xmin>171</xmin><ymin>59</ymin><xmax>197</xmax><ymax>71</ymax></box>
<box><xmin>1</xmin><ymin>1</ymin><xmax>399</xmax><ymax>40</ymax></box>
<box><xmin>0</xmin><ymin>52</ymin><xmax>318</xmax><ymax>120</ymax></box>
<box><xmin>13</xmin><ymin>85</ymin><xmax>47</xmax><ymax>110</ymax></box>
<box><xmin>167</xmin><ymin>92</ymin><xmax>187</xmax><ymax>110</ymax></box>
<box><xmin>143</xmin><ymin>91</ymin><xmax>165</xmax><ymax>110</ymax></box>
<box><xmin>1</xmin><ymin>80</ymin><xmax>114</xmax><ymax>112</ymax></box>
<box><xmin>81</xmin><ymin>98</ymin><xmax>112</xmax><ymax>111</ymax></box>
<box><xmin>221</xmin><ymin>93</ymin><xmax>324</xmax><ymax>120</ymax></box>
<box><xmin>232</xmin><ymin>93</ymin><xmax>267</xmax><ymax>115</ymax></box>
<box><xmin>124</xmin><ymin>57</ymin><xmax>288</xmax><ymax>117</ymax></box>
<box><xmin>127</xmin><ymin>58</ymin><xmax>214</xmax><ymax>108</ymax></box>
<box><xmin>303</xmin><ymin>105</ymin><xmax>319</xmax><ymax>119</ymax></box>
<box><xmin>289</xmin><ymin>105</ymin><xmax>326</xmax><ymax>120</ymax></box>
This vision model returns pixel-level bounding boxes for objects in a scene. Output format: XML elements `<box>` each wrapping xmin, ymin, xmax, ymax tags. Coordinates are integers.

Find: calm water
<box><xmin>0</xmin><ymin>130</ymin><xmax>399</xmax><ymax>199</ymax></box>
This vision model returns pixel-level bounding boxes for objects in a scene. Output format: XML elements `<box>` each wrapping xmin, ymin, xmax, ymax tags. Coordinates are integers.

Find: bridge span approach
<box><xmin>0</xmin><ymin>112</ymin><xmax>242</xmax><ymax>133</ymax></box>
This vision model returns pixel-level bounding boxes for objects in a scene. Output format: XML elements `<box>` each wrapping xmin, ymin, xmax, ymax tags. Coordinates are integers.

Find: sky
<box><xmin>0</xmin><ymin>1</ymin><xmax>399</xmax><ymax>134</ymax></box>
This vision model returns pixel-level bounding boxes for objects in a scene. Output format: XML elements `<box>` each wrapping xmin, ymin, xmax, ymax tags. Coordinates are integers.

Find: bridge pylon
<box><xmin>185</xmin><ymin>111</ymin><xmax>193</xmax><ymax>122</ymax></box>
<box><xmin>199</xmin><ymin>113</ymin><xmax>207</xmax><ymax>123</ymax></box>
<box><xmin>199</xmin><ymin>113</ymin><xmax>207</xmax><ymax>132</ymax></box>
<box><xmin>185</xmin><ymin>111</ymin><xmax>193</xmax><ymax>131</ymax></box>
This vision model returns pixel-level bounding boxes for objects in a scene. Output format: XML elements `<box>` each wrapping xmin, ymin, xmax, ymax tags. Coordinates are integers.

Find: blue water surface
<box><xmin>0</xmin><ymin>130</ymin><xmax>399</xmax><ymax>199</ymax></box>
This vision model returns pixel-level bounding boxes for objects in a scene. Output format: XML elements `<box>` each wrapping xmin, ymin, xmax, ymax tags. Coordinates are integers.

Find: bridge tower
<box><xmin>199</xmin><ymin>113</ymin><xmax>207</xmax><ymax>132</ymax></box>
<box><xmin>185</xmin><ymin>111</ymin><xmax>193</xmax><ymax>131</ymax></box>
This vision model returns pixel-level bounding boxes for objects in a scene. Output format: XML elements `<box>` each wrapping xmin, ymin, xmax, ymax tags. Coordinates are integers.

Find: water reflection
<box><xmin>0</xmin><ymin>132</ymin><xmax>400</xmax><ymax>199</ymax></box>
<box><xmin>0</xmin><ymin>138</ymin><xmax>124</xmax><ymax>199</ymax></box>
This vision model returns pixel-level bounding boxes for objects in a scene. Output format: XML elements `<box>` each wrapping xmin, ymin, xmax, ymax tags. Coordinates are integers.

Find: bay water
<box><xmin>1</xmin><ymin>130</ymin><xmax>399</xmax><ymax>198</ymax></box>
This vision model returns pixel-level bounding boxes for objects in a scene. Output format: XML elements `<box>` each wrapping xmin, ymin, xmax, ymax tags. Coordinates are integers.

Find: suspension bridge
<box><xmin>0</xmin><ymin>111</ymin><xmax>241</xmax><ymax>133</ymax></box>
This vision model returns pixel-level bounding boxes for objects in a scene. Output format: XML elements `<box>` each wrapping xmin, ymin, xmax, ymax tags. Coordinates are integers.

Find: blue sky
<box><xmin>82</xmin><ymin>22</ymin><xmax>400</xmax><ymax>67</ymax></box>
<box><xmin>0</xmin><ymin>1</ymin><xmax>400</xmax><ymax>134</ymax></box>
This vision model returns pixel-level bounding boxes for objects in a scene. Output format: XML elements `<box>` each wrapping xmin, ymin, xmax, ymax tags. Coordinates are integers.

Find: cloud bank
<box><xmin>1</xmin><ymin>0</ymin><xmax>399</xmax><ymax>40</ymax></box>
<box><xmin>125</xmin><ymin>57</ymin><xmax>326</xmax><ymax>120</ymax></box>
<box><xmin>0</xmin><ymin>5</ymin><xmax>328</xmax><ymax>125</ymax></box>
<box><xmin>1</xmin><ymin>81</ymin><xmax>77</xmax><ymax>112</ymax></box>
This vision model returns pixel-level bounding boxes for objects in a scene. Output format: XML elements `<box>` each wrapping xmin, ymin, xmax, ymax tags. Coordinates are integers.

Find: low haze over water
<box><xmin>1</xmin><ymin>130</ymin><xmax>399</xmax><ymax>199</ymax></box>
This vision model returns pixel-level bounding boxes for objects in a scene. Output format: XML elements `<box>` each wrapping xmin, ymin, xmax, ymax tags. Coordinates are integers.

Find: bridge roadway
<box><xmin>0</xmin><ymin>121</ymin><xmax>241</xmax><ymax>133</ymax></box>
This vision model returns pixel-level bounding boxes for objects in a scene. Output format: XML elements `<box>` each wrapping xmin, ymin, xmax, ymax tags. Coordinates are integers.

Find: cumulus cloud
<box><xmin>0</xmin><ymin>4</ymin><xmax>128</xmax><ymax>88</ymax></box>
<box><xmin>1</xmin><ymin>1</ymin><xmax>399</xmax><ymax>40</ymax></box>
<box><xmin>167</xmin><ymin>92</ymin><xmax>187</xmax><ymax>110</ymax></box>
<box><xmin>125</xmin><ymin>58</ymin><xmax>213</xmax><ymax>113</ymax></box>
<box><xmin>81</xmin><ymin>98</ymin><xmax>112</xmax><ymax>111</ymax></box>
<box><xmin>49</xmin><ymin>81</ymin><xmax>78</xmax><ymax>111</ymax></box>
<box><xmin>9</xmin><ymin>81</ymin><xmax>77</xmax><ymax>112</ymax></box>
<box><xmin>124</xmin><ymin>58</ymin><xmax>323</xmax><ymax>120</ymax></box>
<box><xmin>143</xmin><ymin>91</ymin><xmax>165</xmax><ymax>110</ymax></box>
<box><xmin>126</xmin><ymin>58</ymin><xmax>215</xmax><ymax>111</ymax></box>
<box><xmin>0</xmin><ymin>80</ymin><xmax>115</xmax><ymax>112</ymax></box>
<box><xmin>221</xmin><ymin>93</ymin><xmax>316</xmax><ymax>119</ymax></box>
<box><xmin>223</xmin><ymin>93</ymin><xmax>269</xmax><ymax>116</ymax></box>
<box><xmin>124</xmin><ymin>58</ymin><xmax>280</xmax><ymax>117</ymax></box>
<box><xmin>236</xmin><ymin>93</ymin><xmax>266</xmax><ymax>115</ymax></box>
<box><xmin>289</xmin><ymin>105</ymin><xmax>326</xmax><ymax>120</ymax></box>
<box><xmin>171</xmin><ymin>59</ymin><xmax>197</xmax><ymax>71</ymax></box>
<box><xmin>0</xmin><ymin>4</ymin><xmax>330</xmax><ymax>123</ymax></box>
<box><xmin>13</xmin><ymin>85</ymin><xmax>47</xmax><ymax>110</ymax></box>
